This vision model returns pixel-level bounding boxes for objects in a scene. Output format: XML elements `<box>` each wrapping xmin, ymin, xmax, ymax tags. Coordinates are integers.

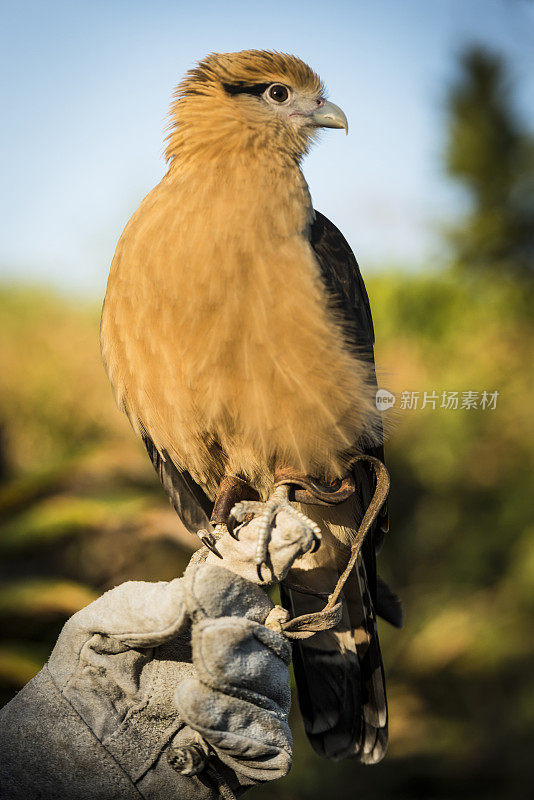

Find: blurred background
<box><xmin>1</xmin><ymin>1</ymin><xmax>533</xmax><ymax>798</ymax></box>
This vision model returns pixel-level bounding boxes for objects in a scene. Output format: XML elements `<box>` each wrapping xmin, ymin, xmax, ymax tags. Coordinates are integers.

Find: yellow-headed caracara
<box><xmin>101</xmin><ymin>50</ymin><xmax>402</xmax><ymax>764</ymax></box>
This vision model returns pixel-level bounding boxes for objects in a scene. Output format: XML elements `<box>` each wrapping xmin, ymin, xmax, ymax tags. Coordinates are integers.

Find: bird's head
<box><xmin>165</xmin><ymin>50</ymin><xmax>348</xmax><ymax>165</ymax></box>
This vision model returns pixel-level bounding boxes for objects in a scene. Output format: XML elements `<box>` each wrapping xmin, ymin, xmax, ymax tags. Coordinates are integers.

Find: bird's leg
<box><xmin>199</xmin><ymin>475</ymin><xmax>261</xmax><ymax>558</ymax></box>
<box><xmin>230</xmin><ymin>485</ymin><xmax>322</xmax><ymax>582</ymax></box>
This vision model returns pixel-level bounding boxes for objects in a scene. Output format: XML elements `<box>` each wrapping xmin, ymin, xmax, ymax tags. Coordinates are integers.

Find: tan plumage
<box><xmin>101</xmin><ymin>50</ymin><xmax>396</xmax><ymax>764</ymax></box>
<box><xmin>101</xmin><ymin>50</ymin><xmax>376</xmax><ymax>498</ymax></box>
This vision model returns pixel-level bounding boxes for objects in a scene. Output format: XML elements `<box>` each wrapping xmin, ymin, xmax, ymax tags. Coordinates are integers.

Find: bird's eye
<box><xmin>267</xmin><ymin>84</ymin><xmax>290</xmax><ymax>103</ymax></box>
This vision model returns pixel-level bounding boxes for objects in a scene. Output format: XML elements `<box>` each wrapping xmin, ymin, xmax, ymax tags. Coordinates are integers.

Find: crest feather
<box><xmin>179</xmin><ymin>50</ymin><xmax>324</xmax><ymax>97</ymax></box>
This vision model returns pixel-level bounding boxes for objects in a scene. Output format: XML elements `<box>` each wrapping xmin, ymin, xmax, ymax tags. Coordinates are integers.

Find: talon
<box><xmin>256</xmin><ymin>561</ymin><xmax>272</xmax><ymax>583</ymax></box>
<box><xmin>197</xmin><ymin>529</ymin><xmax>223</xmax><ymax>559</ymax></box>
<box><xmin>226</xmin><ymin>515</ymin><xmax>240</xmax><ymax>539</ymax></box>
<box><xmin>231</xmin><ymin>521</ymin><xmax>248</xmax><ymax>539</ymax></box>
<box><xmin>310</xmin><ymin>531</ymin><xmax>322</xmax><ymax>552</ymax></box>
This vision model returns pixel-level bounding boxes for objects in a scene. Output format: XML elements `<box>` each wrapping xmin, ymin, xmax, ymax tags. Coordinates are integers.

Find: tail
<box><xmin>280</xmin><ymin>489</ymin><xmax>400</xmax><ymax>763</ymax></box>
<box><xmin>280</xmin><ymin>560</ymin><xmax>388</xmax><ymax>763</ymax></box>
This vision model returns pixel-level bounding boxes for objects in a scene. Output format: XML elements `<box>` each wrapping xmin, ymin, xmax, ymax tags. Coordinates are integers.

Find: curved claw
<box><xmin>310</xmin><ymin>531</ymin><xmax>322</xmax><ymax>552</ymax></box>
<box><xmin>226</xmin><ymin>515</ymin><xmax>241</xmax><ymax>540</ymax></box>
<box><xmin>197</xmin><ymin>529</ymin><xmax>223</xmax><ymax>559</ymax></box>
<box><xmin>256</xmin><ymin>560</ymin><xmax>273</xmax><ymax>583</ymax></box>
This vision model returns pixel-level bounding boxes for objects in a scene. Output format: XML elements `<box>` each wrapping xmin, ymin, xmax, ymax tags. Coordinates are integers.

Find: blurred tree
<box><xmin>446</xmin><ymin>46</ymin><xmax>534</xmax><ymax>278</ymax></box>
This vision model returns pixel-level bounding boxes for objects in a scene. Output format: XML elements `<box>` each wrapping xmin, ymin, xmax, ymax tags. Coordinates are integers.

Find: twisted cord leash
<box><xmin>275</xmin><ymin>455</ymin><xmax>390</xmax><ymax>640</ymax></box>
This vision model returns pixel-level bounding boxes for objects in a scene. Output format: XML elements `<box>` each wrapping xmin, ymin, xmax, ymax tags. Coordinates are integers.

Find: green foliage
<box><xmin>0</xmin><ymin>579</ymin><xmax>97</xmax><ymax>616</ymax></box>
<box><xmin>0</xmin><ymin>642</ymin><xmax>50</xmax><ymax>688</ymax></box>
<box><xmin>446</xmin><ymin>46</ymin><xmax>534</xmax><ymax>278</ymax></box>
<box><xmin>0</xmin><ymin>287</ymin><xmax>119</xmax><ymax>473</ymax></box>
<box><xmin>0</xmin><ymin>276</ymin><xmax>532</xmax><ymax>797</ymax></box>
<box><xmin>0</xmin><ymin>287</ymin><xmax>195</xmax><ymax>707</ymax></box>
<box><xmin>2</xmin><ymin>43</ymin><xmax>532</xmax><ymax>799</ymax></box>
<box><xmin>1</xmin><ymin>46</ymin><xmax>533</xmax><ymax>788</ymax></box>
<box><xmin>0</xmin><ymin>495</ymin><xmax>149</xmax><ymax>552</ymax></box>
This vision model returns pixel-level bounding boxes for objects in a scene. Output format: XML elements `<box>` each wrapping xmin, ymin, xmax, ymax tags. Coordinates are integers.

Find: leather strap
<box><xmin>273</xmin><ymin>467</ymin><xmax>356</xmax><ymax>506</ymax></box>
<box><xmin>278</xmin><ymin>455</ymin><xmax>390</xmax><ymax>640</ymax></box>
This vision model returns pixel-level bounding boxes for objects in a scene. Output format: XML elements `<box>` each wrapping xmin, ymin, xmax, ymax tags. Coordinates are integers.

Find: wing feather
<box><xmin>310</xmin><ymin>210</ymin><xmax>389</xmax><ymax>563</ymax></box>
<box><xmin>142</xmin><ymin>434</ymin><xmax>213</xmax><ymax>535</ymax></box>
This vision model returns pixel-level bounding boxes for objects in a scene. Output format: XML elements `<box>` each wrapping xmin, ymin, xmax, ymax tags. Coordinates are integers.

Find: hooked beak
<box><xmin>312</xmin><ymin>100</ymin><xmax>348</xmax><ymax>134</ymax></box>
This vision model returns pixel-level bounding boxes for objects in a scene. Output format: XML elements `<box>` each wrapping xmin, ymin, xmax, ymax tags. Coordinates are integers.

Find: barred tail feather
<box><xmin>280</xmin><ymin>576</ymin><xmax>388</xmax><ymax>763</ymax></box>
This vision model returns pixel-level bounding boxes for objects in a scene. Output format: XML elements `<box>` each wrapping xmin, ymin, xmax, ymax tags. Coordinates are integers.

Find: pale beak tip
<box><xmin>312</xmin><ymin>100</ymin><xmax>349</xmax><ymax>134</ymax></box>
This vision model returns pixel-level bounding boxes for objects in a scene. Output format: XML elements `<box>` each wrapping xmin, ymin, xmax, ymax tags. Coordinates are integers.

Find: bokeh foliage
<box><xmin>1</xmin><ymin>43</ymin><xmax>533</xmax><ymax>800</ymax></box>
<box><xmin>0</xmin><ymin>269</ymin><xmax>532</xmax><ymax>798</ymax></box>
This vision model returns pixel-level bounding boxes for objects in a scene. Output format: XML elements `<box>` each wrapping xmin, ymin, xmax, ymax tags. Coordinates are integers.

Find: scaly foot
<box><xmin>229</xmin><ymin>485</ymin><xmax>322</xmax><ymax>581</ymax></box>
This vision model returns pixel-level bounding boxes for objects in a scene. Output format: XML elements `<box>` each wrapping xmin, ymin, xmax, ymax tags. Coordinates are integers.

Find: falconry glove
<box><xmin>0</xmin><ymin>509</ymin><xmax>319</xmax><ymax>800</ymax></box>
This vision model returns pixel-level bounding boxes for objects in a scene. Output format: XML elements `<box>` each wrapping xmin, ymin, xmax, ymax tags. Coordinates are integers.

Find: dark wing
<box><xmin>310</xmin><ymin>210</ymin><xmax>375</xmax><ymax>357</ymax></box>
<box><xmin>142</xmin><ymin>434</ymin><xmax>213</xmax><ymax>535</ymax></box>
<box><xmin>310</xmin><ymin>210</ymin><xmax>389</xmax><ymax>548</ymax></box>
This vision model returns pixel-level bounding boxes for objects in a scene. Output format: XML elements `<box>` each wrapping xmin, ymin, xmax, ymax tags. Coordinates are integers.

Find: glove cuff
<box><xmin>0</xmin><ymin>667</ymin><xmax>222</xmax><ymax>800</ymax></box>
<box><xmin>0</xmin><ymin>667</ymin><xmax>140</xmax><ymax>799</ymax></box>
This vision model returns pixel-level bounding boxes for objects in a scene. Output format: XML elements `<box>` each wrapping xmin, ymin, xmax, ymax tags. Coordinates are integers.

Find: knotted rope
<box><xmin>265</xmin><ymin>455</ymin><xmax>390</xmax><ymax>640</ymax></box>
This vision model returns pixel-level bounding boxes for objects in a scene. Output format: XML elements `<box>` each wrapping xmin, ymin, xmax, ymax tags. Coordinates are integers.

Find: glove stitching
<box><xmin>197</xmin><ymin>675</ymin><xmax>284</xmax><ymax>715</ymax></box>
<box><xmin>60</xmin><ymin>623</ymin><xmax>97</xmax><ymax>697</ymax></box>
<box><xmin>177</xmin><ymin>716</ymin><xmax>293</xmax><ymax>781</ymax></box>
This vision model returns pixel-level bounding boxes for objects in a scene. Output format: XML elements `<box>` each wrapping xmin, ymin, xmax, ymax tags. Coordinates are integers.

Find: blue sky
<box><xmin>1</xmin><ymin>0</ymin><xmax>533</xmax><ymax>295</ymax></box>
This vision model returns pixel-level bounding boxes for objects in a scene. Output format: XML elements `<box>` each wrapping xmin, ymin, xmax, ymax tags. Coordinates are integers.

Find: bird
<box><xmin>101</xmin><ymin>50</ymin><xmax>402</xmax><ymax>764</ymax></box>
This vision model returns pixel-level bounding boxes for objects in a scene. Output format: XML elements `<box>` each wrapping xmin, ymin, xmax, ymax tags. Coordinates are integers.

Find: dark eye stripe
<box><xmin>222</xmin><ymin>82</ymin><xmax>271</xmax><ymax>97</ymax></box>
